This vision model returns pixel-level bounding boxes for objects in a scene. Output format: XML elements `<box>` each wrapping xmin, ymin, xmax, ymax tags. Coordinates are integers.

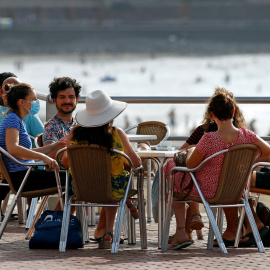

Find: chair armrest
<box><xmin>171</xmin><ymin>148</ymin><xmax>229</xmax><ymax>175</ymax></box>
<box><xmin>0</xmin><ymin>146</ymin><xmax>47</xmax><ymax>167</ymax></box>
<box><xmin>55</xmin><ymin>147</ymin><xmax>68</xmax><ymax>170</ymax></box>
<box><xmin>124</xmin><ymin>124</ymin><xmax>138</xmax><ymax>133</ymax></box>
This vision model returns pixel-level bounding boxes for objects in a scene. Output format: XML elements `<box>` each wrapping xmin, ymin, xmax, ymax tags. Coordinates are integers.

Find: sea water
<box><xmin>1</xmin><ymin>54</ymin><xmax>270</xmax><ymax>137</ymax></box>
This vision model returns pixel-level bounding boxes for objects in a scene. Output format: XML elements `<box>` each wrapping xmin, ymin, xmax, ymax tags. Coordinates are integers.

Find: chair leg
<box><xmin>235</xmin><ymin>206</ymin><xmax>245</xmax><ymax>247</ymax></box>
<box><xmin>59</xmin><ymin>198</ymin><xmax>72</xmax><ymax>252</ymax></box>
<box><xmin>82</xmin><ymin>206</ymin><xmax>89</xmax><ymax>243</ymax></box>
<box><xmin>0</xmin><ymin>167</ymin><xmax>31</xmax><ymax>239</ymax></box>
<box><xmin>217</xmin><ymin>208</ymin><xmax>224</xmax><ymax>233</ymax></box>
<box><xmin>244</xmin><ymin>199</ymin><xmax>265</xmax><ymax>253</ymax></box>
<box><xmin>1</xmin><ymin>191</ymin><xmax>11</xmax><ymax>215</ymax></box>
<box><xmin>25</xmin><ymin>196</ymin><xmax>49</xmax><ymax>240</ymax></box>
<box><xmin>25</xmin><ymin>197</ymin><xmax>38</xmax><ymax>230</ymax></box>
<box><xmin>204</xmin><ymin>202</ymin><xmax>228</xmax><ymax>254</ymax></box>
<box><xmin>146</xmin><ymin>159</ymin><xmax>152</xmax><ymax>222</ymax></box>
<box><xmin>161</xmin><ymin>177</ymin><xmax>174</xmax><ymax>252</ymax></box>
<box><xmin>17</xmin><ymin>197</ymin><xmax>26</xmax><ymax>224</ymax></box>
<box><xmin>112</xmin><ymin>200</ymin><xmax>125</xmax><ymax>253</ymax></box>
<box><xmin>207</xmin><ymin>208</ymin><xmax>217</xmax><ymax>250</ymax></box>
<box><xmin>138</xmin><ymin>169</ymin><xmax>147</xmax><ymax>249</ymax></box>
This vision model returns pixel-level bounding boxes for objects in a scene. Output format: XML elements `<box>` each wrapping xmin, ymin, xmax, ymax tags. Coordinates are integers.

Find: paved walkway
<box><xmin>0</xmin><ymin>214</ymin><xmax>269</xmax><ymax>270</ymax></box>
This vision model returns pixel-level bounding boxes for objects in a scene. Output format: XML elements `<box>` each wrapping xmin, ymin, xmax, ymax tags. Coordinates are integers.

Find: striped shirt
<box><xmin>0</xmin><ymin>112</ymin><xmax>34</xmax><ymax>172</ymax></box>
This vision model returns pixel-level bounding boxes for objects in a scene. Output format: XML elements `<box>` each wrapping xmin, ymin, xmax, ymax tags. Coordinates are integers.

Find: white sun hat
<box><xmin>75</xmin><ymin>90</ymin><xmax>127</xmax><ymax>127</ymax></box>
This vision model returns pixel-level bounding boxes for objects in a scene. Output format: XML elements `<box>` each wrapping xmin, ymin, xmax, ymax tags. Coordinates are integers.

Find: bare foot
<box><xmin>168</xmin><ymin>227</ymin><xmax>191</xmax><ymax>249</ymax></box>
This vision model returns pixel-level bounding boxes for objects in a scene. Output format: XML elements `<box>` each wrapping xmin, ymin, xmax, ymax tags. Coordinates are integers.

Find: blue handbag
<box><xmin>29</xmin><ymin>210</ymin><xmax>84</xmax><ymax>249</ymax></box>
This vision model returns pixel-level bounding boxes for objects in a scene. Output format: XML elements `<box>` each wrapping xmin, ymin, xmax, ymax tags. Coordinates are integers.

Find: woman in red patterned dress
<box><xmin>165</xmin><ymin>88</ymin><xmax>270</xmax><ymax>250</ymax></box>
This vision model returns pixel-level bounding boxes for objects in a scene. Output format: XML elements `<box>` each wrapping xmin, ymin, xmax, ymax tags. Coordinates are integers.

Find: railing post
<box><xmin>46</xmin><ymin>94</ymin><xmax>57</xmax><ymax>121</ymax></box>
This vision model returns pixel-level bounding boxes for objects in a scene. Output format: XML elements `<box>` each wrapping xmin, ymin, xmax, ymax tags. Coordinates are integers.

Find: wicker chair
<box><xmin>34</xmin><ymin>133</ymin><xmax>43</xmax><ymax>148</ymax></box>
<box><xmin>162</xmin><ymin>144</ymin><xmax>265</xmax><ymax>254</ymax></box>
<box><xmin>125</xmin><ymin>121</ymin><xmax>170</xmax><ymax>223</ymax></box>
<box><xmin>124</xmin><ymin>121</ymin><xmax>170</xmax><ymax>148</ymax></box>
<box><xmin>56</xmin><ymin>144</ymin><xmax>147</xmax><ymax>253</ymax></box>
<box><xmin>0</xmin><ymin>146</ymin><xmax>64</xmax><ymax>240</ymax></box>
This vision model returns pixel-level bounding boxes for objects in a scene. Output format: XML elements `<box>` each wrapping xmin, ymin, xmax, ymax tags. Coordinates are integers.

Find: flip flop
<box><xmin>90</xmin><ymin>237</ymin><xmax>102</xmax><ymax>243</ymax></box>
<box><xmin>239</xmin><ymin>226</ymin><xmax>269</xmax><ymax>247</ymax></box>
<box><xmin>213</xmin><ymin>238</ymin><xmax>235</xmax><ymax>247</ymax></box>
<box><xmin>168</xmin><ymin>239</ymin><xmax>193</xmax><ymax>250</ymax></box>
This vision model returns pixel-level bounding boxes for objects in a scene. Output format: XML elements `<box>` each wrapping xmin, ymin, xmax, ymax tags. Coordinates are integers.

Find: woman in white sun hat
<box><xmin>61</xmin><ymin>90</ymin><xmax>142</xmax><ymax>249</ymax></box>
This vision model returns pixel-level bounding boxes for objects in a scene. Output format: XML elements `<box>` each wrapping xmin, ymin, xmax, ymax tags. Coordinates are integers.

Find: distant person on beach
<box><xmin>168</xmin><ymin>108</ymin><xmax>176</xmax><ymax>134</ymax></box>
<box><xmin>43</xmin><ymin>77</ymin><xmax>81</xmax><ymax>157</ymax></box>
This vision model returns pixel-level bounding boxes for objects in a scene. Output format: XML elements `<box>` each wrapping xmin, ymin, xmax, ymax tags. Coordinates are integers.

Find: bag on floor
<box><xmin>256</xmin><ymin>202</ymin><xmax>270</xmax><ymax>247</ymax></box>
<box><xmin>29</xmin><ymin>210</ymin><xmax>84</xmax><ymax>249</ymax></box>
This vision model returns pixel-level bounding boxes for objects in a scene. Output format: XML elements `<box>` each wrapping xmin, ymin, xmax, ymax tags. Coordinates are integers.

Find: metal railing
<box><xmin>38</xmin><ymin>94</ymin><xmax>270</xmax><ymax>142</ymax></box>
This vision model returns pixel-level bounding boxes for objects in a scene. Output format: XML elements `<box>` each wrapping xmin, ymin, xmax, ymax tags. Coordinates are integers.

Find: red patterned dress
<box><xmin>163</xmin><ymin>128</ymin><xmax>256</xmax><ymax>199</ymax></box>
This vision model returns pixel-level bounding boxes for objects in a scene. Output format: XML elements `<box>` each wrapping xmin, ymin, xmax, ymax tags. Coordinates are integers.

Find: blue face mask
<box><xmin>24</xmin><ymin>99</ymin><xmax>40</xmax><ymax>116</ymax></box>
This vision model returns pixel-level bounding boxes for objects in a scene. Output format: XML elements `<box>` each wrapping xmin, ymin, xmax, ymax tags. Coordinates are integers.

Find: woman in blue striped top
<box><xmin>0</xmin><ymin>83</ymin><xmax>66</xmax><ymax>200</ymax></box>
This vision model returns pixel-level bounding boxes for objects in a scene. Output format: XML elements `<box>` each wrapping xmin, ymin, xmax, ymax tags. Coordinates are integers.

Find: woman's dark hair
<box><xmin>71</xmin><ymin>123</ymin><xmax>114</xmax><ymax>152</ymax></box>
<box><xmin>202</xmin><ymin>87</ymin><xmax>246</xmax><ymax>131</ymax></box>
<box><xmin>5</xmin><ymin>83</ymin><xmax>34</xmax><ymax>117</ymax></box>
<box><xmin>49</xmin><ymin>77</ymin><xmax>81</xmax><ymax>100</ymax></box>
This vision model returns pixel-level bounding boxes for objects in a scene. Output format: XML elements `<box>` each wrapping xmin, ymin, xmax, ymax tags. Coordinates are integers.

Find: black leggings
<box><xmin>256</xmin><ymin>167</ymin><xmax>270</xmax><ymax>190</ymax></box>
<box><xmin>8</xmin><ymin>168</ymin><xmax>66</xmax><ymax>194</ymax></box>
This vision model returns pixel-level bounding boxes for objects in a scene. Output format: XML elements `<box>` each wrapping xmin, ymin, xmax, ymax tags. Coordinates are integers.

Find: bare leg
<box><xmin>103</xmin><ymin>206</ymin><xmax>118</xmax><ymax>241</ymax></box>
<box><xmin>185</xmin><ymin>202</ymin><xmax>204</xmax><ymax>239</ymax></box>
<box><xmin>221</xmin><ymin>208</ymin><xmax>240</xmax><ymax>241</ymax></box>
<box><xmin>94</xmin><ymin>207</ymin><xmax>106</xmax><ymax>239</ymax></box>
<box><xmin>168</xmin><ymin>202</ymin><xmax>191</xmax><ymax>248</ymax></box>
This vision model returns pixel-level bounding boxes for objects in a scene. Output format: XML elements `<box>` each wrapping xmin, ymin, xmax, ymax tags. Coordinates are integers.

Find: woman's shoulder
<box><xmin>3</xmin><ymin>112</ymin><xmax>21</xmax><ymax>124</ymax></box>
<box><xmin>238</xmin><ymin>127</ymin><xmax>256</xmax><ymax>140</ymax></box>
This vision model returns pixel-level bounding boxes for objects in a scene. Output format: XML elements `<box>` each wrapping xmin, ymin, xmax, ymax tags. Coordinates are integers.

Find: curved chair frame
<box><xmin>0</xmin><ymin>146</ymin><xmax>64</xmax><ymax>239</ymax></box>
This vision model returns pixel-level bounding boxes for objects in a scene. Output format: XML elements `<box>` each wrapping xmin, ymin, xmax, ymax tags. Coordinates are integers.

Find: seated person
<box><xmin>164</xmin><ymin>88</ymin><xmax>270</xmax><ymax>250</ymax></box>
<box><xmin>0</xmin><ymin>83</ymin><xmax>66</xmax><ymax>206</ymax></box>
<box><xmin>179</xmin><ymin>88</ymin><xmax>247</xmax><ymax>240</ymax></box>
<box><xmin>61</xmin><ymin>90</ymin><xmax>142</xmax><ymax>249</ymax></box>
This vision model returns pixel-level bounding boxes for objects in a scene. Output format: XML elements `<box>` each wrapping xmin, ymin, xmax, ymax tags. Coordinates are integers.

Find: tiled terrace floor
<box><xmin>0</xmin><ymin>213</ymin><xmax>269</xmax><ymax>270</ymax></box>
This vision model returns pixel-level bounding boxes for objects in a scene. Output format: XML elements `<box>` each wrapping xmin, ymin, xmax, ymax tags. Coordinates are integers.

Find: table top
<box><xmin>127</xmin><ymin>134</ymin><xmax>157</xmax><ymax>142</ymax></box>
<box><xmin>137</xmin><ymin>150</ymin><xmax>177</xmax><ymax>158</ymax></box>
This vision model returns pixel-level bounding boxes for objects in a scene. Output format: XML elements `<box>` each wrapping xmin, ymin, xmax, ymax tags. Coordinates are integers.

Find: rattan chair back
<box><xmin>34</xmin><ymin>133</ymin><xmax>43</xmax><ymax>148</ymax></box>
<box><xmin>183</xmin><ymin>144</ymin><xmax>260</xmax><ymax>204</ymax></box>
<box><xmin>136</xmin><ymin>121</ymin><xmax>170</xmax><ymax>146</ymax></box>
<box><xmin>67</xmin><ymin>144</ymin><xmax>119</xmax><ymax>203</ymax></box>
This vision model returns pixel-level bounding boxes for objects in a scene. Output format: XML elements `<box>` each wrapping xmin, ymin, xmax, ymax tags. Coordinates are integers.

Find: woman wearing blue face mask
<box><xmin>0</xmin><ymin>83</ymin><xmax>67</xmax><ymax>201</ymax></box>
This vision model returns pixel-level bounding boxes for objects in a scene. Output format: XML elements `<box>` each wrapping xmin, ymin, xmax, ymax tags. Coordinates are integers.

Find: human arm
<box><xmin>116</xmin><ymin>127</ymin><xmax>142</xmax><ymax>168</ymax></box>
<box><xmin>185</xmin><ymin>147</ymin><xmax>204</xmax><ymax>168</ymax></box>
<box><xmin>6</xmin><ymin>127</ymin><xmax>59</xmax><ymax>171</ymax></box>
<box><xmin>60</xmin><ymin>129</ymin><xmax>74</xmax><ymax>168</ymax></box>
<box><xmin>254</xmin><ymin>135</ymin><xmax>270</xmax><ymax>162</ymax></box>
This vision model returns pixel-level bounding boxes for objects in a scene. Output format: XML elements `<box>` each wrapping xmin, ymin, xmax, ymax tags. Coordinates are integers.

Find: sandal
<box><xmin>127</xmin><ymin>203</ymin><xmax>139</xmax><ymax>220</ymax></box>
<box><xmin>99</xmin><ymin>232</ymin><xmax>113</xmax><ymax>249</ymax></box>
<box><xmin>190</xmin><ymin>213</ymin><xmax>204</xmax><ymax>231</ymax></box>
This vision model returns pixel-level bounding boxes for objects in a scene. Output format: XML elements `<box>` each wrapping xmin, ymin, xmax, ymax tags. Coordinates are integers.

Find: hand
<box><xmin>42</xmin><ymin>155</ymin><xmax>60</xmax><ymax>172</ymax></box>
<box><xmin>54</xmin><ymin>137</ymin><xmax>67</xmax><ymax>150</ymax></box>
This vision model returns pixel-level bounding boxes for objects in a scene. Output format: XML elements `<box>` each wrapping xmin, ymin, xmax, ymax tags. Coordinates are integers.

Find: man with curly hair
<box><xmin>43</xmin><ymin>77</ymin><xmax>81</xmax><ymax>148</ymax></box>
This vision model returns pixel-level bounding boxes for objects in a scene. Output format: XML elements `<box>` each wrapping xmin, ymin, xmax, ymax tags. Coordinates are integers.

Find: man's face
<box><xmin>54</xmin><ymin>88</ymin><xmax>78</xmax><ymax>115</ymax></box>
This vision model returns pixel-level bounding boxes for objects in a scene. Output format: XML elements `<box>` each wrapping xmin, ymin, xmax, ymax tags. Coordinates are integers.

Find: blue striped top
<box><xmin>0</xmin><ymin>112</ymin><xmax>34</xmax><ymax>172</ymax></box>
